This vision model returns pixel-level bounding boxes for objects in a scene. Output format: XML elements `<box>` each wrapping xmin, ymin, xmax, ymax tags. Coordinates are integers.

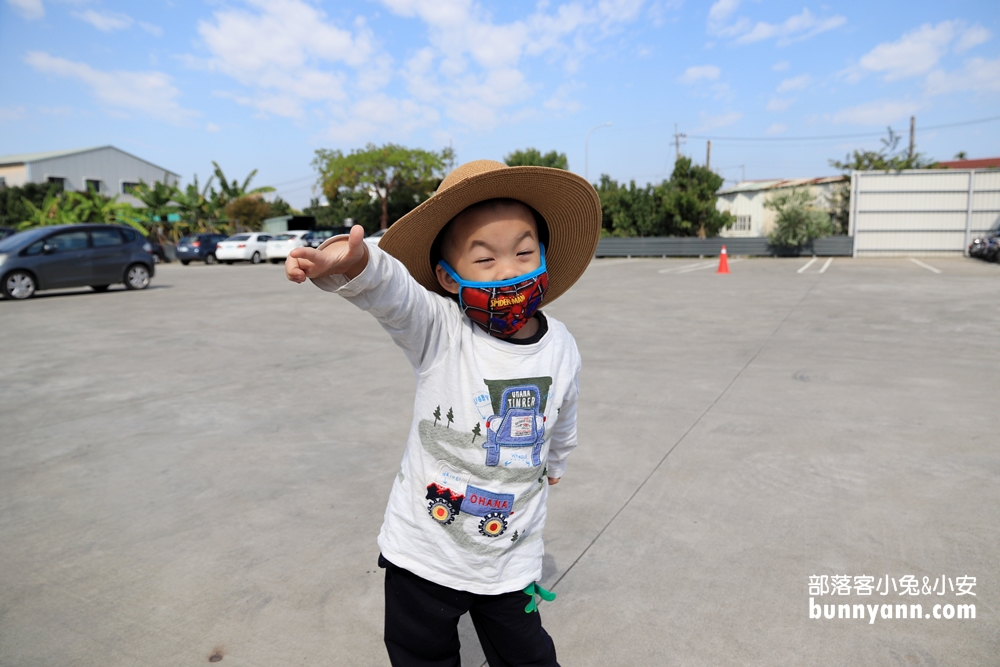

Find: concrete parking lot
<box><xmin>1</xmin><ymin>255</ymin><xmax>997</xmax><ymax>666</ymax></box>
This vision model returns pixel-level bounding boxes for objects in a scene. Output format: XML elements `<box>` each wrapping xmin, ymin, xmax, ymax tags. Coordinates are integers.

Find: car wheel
<box><xmin>181</xmin><ymin>260</ymin><xmax>190</xmax><ymax>266</ymax></box>
<box><xmin>151</xmin><ymin>254</ymin><xmax>161</xmax><ymax>264</ymax></box>
<box><xmin>205</xmin><ymin>253</ymin><xmax>217</xmax><ymax>265</ymax></box>
<box><xmin>91</xmin><ymin>285</ymin><xmax>110</xmax><ymax>292</ymax></box>
<box><xmin>124</xmin><ymin>264</ymin><xmax>151</xmax><ymax>290</ymax></box>
<box><xmin>251</xmin><ymin>251</ymin><xmax>261</xmax><ymax>265</ymax></box>
<box><xmin>2</xmin><ymin>270</ymin><xmax>36</xmax><ymax>299</ymax></box>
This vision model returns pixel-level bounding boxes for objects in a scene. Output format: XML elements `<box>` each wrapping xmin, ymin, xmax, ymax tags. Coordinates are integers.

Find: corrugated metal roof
<box><xmin>717</xmin><ymin>175</ymin><xmax>847</xmax><ymax>195</ymax></box>
<box><xmin>0</xmin><ymin>145</ymin><xmax>179</xmax><ymax>176</ymax></box>
<box><xmin>0</xmin><ymin>146</ymin><xmax>106</xmax><ymax>165</ymax></box>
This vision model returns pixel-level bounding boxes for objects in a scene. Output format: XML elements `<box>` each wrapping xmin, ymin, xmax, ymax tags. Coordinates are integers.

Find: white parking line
<box><xmin>658</xmin><ymin>261</ymin><xmax>716</xmax><ymax>274</ymax></box>
<box><xmin>797</xmin><ymin>257</ymin><xmax>818</xmax><ymax>273</ymax></box>
<box><xmin>819</xmin><ymin>257</ymin><xmax>833</xmax><ymax>273</ymax></box>
<box><xmin>910</xmin><ymin>258</ymin><xmax>942</xmax><ymax>274</ymax></box>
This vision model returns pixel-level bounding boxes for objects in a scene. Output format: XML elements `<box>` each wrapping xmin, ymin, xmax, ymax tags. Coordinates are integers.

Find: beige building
<box><xmin>715</xmin><ymin>176</ymin><xmax>847</xmax><ymax>237</ymax></box>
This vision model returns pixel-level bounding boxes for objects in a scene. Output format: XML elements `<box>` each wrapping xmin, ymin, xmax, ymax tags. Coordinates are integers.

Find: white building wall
<box><xmin>849</xmin><ymin>169</ymin><xmax>1000</xmax><ymax>256</ymax></box>
<box><xmin>717</xmin><ymin>181</ymin><xmax>842</xmax><ymax>238</ymax></box>
<box><xmin>25</xmin><ymin>146</ymin><xmax>178</xmax><ymax>206</ymax></box>
<box><xmin>0</xmin><ymin>164</ymin><xmax>28</xmax><ymax>188</ymax></box>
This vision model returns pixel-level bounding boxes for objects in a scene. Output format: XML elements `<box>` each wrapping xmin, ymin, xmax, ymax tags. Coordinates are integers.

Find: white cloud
<box><xmin>772</xmin><ymin>61</ymin><xmax>790</xmax><ymax>71</ymax></box>
<box><xmin>954</xmin><ymin>25</ymin><xmax>991</xmax><ymax>53</ymax></box>
<box><xmin>24</xmin><ymin>51</ymin><xmax>198</xmax><ymax>124</ymax></box>
<box><xmin>767</xmin><ymin>97</ymin><xmax>792</xmax><ymax>112</ymax></box>
<box><xmin>926</xmin><ymin>57</ymin><xmax>1000</xmax><ymax>95</ymax></box>
<box><xmin>856</xmin><ymin>21</ymin><xmax>958</xmax><ymax>81</ymax></box>
<box><xmin>73</xmin><ymin>9</ymin><xmax>132</xmax><ymax>31</ymax></box>
<box><xmin>734</xmin><ymin>9</ymin><xmax>846</xmax><ymax>46</ymax></box>
<box><xmin>692</xmin><ymin>111</ymin><xmax>742</xmax><ymax>132</ymax></box>
<box><xmin>206</xmin><ymin>123</ymin><xmax>220</xmax><ymax>132</ymax></box>
<box><xmin>543</xmin><ymin>82</ymin><xmax>583</xmax><ymax>114</ymax></box>
<box><xmin>192</xmin><ymin>0</ymin><xmax>649</xmax><ymax>135</ymax></box>
<box><xmin>0</xmin><ymin>106</ymin><xmax>27</xmax><ymax>121</ymax></box>
<box><xmin>766</xmin><ymin>123</ymin><xmax>787</xmax><ymax>135</ymax></box>
<box><xmin>776</xmin><ymin>74</ymin><xmax>811</xmax><ymax>93</ymax></box>
<box><xmin>707</xmin><ymin>0</ymin><xmax>740</xmax><ymax>26</ymax></box>
<box><xmin>6</xmin><ymin>0</ymin><xmax>43</xmax><ymax>20</ymax></box>
<box><xmin>828</xmin><ymin>99</ymin><xmax>920</xmax><ymax>126</ymax></box>
<box><xmin>678</xmin><ymin>65</ymin><xmax>720</xmax><ymax>84</ymax></box>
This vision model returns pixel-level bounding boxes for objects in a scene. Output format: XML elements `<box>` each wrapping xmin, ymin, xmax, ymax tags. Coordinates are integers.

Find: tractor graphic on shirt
<box><xmin>483</xmin><ymin>385</ymin><xmax>546</xmax><ymax>467</ymax></box>
<box><xmin>425</xmin><ymin>463</ymin><xmax>514</xmax><ymax>537</ymax></box>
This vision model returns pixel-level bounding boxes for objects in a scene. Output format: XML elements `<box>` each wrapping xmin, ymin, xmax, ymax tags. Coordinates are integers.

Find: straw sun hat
<box><xmin>378</xmin><ymin>160</ymin><xmax>602</xmax><ymax>306</ymax></box>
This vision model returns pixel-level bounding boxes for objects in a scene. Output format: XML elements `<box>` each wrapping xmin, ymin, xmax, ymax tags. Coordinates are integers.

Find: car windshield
<box><xmin>273</xmin><ymin>234</ymin><xmax>293</xmax><ymax>241</ymax></box>
<box><xmin>226</xmin><ymin>234</ymin><xmax>251</xmax><ymax>241</ymax></box>
<box><xmin>0</xmin><ymin>227</ymin><xmax>51</xmax><ymax>251</ymax></box>
<box><xmin>178</xmin><ymin>236</ymin><xmax>198</xmax><ymax>244</ymax></box>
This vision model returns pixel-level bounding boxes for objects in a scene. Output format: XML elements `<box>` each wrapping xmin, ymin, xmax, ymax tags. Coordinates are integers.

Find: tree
<box><xmin>504</xmin><ymin>148</ymin><xmax>569</xmax><ymax>170</ymax></box>
<box><xmin>471</xmin><ymin>422</ymin><xmax>482</xmax><ymax>443</ymax></box>
<box><xmin>211</xmin><ymin>161</ymin><xmax>275</xmax><ymax>209</ymax></box>
<box><xmin>224</xmin><ymin>195</ymin><xmax>273</xmax><ymax>233</ymax></box>
<box><xmin>313</xmin><ymin>143</ymin><xmax>453</xmax><ymax>231</ymax></box>
<box><xmin>433</xmin><ymin>406</ymin><xmax>441</xmax><ymax>426</ymax></box>
<box><xmin>764</xmin><ymin>188</ymin><xmax>835</xmax><ymax>247</ymax></box>
<box><xmin>829</xmin><ymin>127</ymin><xmax>937</xmax><ymax>172</ymax></box>
<box><xmin>446</xmin><ymin>407</ymin><xmax>454</xmax><ymax>428</ymax></box>
<box><xmin>658</xmin><ymin>157</ymin><xmax>732</xmax><ymax>238</ymax></box>
<box><xmin>595</xmin><ymin>176</ymin><xmax>664</xmax><ymax>237</ymax></box>
<box><xmin>0</xmin><ymin>182</ymin><xmax>64</xmax><ymax>228</ymax></box>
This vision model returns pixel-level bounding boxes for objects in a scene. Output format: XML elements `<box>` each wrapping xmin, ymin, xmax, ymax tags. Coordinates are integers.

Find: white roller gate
<box><xmin>848</xmin><ymin>169</ymin><xmax>1000</xmax><ymax>257</ymax></box>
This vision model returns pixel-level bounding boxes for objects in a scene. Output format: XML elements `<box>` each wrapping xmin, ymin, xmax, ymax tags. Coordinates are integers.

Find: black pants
<box><xmin>380</xmin><ymin>554</ymin><xmax>559</xmax><ymax>667</ymax></box>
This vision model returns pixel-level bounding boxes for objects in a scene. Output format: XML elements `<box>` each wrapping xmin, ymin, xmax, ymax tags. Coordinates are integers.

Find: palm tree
<box><xmin>18</xmin><ymin>193</ymin><xmax>78</xmax><ymax>230</ymax></box>
<box><xmin>130</xmin><ymin>180</ymin><xmax>181</xmax><ymax>242</ymax></box>
<box><xmin>173</xmin><ymin>174</ymin><xmax>219</xmax><ymax>233</ymax></box>
<box><xmin>211</xmin><ymin>162</ymin><xmax>275</xmax><ymax>208</ymax></box>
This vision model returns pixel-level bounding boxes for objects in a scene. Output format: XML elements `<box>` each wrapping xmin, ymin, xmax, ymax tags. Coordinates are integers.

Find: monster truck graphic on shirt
<box><xmin>483</xmin><ymin>385</ymin><xmax>546</xmax><ymax>467</ymax></box>
<box><xmin>425</xmin><ymin>462</ymin><xmax>514</xmax><ymax>537</ymax></box>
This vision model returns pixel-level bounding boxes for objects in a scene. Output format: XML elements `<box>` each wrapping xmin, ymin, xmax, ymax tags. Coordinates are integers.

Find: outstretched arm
<box><xmin>285</xmin><ymin>224</ymin><xmax>369</xmax><ymax>283</ymax></box>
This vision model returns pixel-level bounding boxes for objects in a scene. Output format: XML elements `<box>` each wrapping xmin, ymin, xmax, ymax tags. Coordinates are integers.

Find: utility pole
<box><xmin>706</xmin><ymin>140</ymin><xmax>712</xmax><ymax>170</ymax></box>
<box><xmin>671</xmin><ymin>123</ymin><xmax>686</xmax><ymax>160</ymax></box>
<box><xmin>908</xmin><ymin>116</ymin><xmax>915</xmax><ymax>163</ymax></box>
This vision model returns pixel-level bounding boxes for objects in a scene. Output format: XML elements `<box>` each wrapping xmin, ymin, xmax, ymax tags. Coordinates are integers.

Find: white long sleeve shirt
<box><xmin>314</xmin><ymin>242</ymin><xmax>581</xmax><ymax>594</ymax></box>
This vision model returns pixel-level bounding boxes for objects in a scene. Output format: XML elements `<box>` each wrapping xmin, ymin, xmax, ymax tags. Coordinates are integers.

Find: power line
<box><xmin>685</xmin><ymin>114</ymin><xmax>1000</xmax><ymax>143</ymax></box>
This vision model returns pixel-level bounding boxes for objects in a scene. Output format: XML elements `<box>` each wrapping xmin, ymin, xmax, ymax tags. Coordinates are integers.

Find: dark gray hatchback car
<box><xmin>0</xmin><ymin>224</ymin><xmax>155</xmax><ymax>300</ymax></box>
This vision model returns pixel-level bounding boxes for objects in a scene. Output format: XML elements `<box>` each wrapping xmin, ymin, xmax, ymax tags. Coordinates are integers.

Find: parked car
<box><xmin>304</xmin><ymin>226</ymin><xmax>353</xmax><ymax>248</ymax></box>
<box><xmin>364</xmin><ymin>228</ymin><xmax>387</xmax><ymax>246</ymax></box>
<box><xmin>0</xmin><ymin>227</ymin><xmax>17</xmax><ymax>242</ymax></box>
<box><xmin>216</xmin><ymin>233</ymin><xmax>272</xmax><ymax>264</ymax></box>
<box><xmin>265</xmin><ymin>231</ymin><xmax>309</xmax><ymax>264</ymax></box>
<box><xmin>0</xmin><ymin>224</ymin><xmax>154</xmax><ymax>300</ymax></box>
<box><xmin>176</xmin><ymin>233</ymin><xmax>227</xmax><ymax>265</ymax></box>
<box><xmin>145</xmin><ymin>237</ymin><xmax>169</xmax><ymax>263</ymax></box>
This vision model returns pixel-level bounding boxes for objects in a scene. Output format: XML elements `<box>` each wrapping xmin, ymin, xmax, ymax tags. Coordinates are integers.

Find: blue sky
<box><xmin>2</xmin><ymin>0</ymin><xmax>998</xmax><ymax>207</ymax></box>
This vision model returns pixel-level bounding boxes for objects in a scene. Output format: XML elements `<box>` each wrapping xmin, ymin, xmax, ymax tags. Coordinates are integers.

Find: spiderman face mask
<box><xmin>438</xmin><ymin>245</ymin><xmax>549</xmax><ymax>337</ymax></box>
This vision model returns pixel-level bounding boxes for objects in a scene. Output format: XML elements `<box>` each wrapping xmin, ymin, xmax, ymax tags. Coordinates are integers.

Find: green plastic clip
<box><xmin>522</xmin><ymin>582</ymin><xmax>557</xmax><ymax>613</ymax></box>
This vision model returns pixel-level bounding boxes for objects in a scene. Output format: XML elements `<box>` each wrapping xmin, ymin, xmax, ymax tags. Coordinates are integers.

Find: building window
<box><xmin>86</xmin><ymin>179</ymin><xmax>103</xmax><ymax>194</ymax></box>
<box><xmin>0</xmin><ymin>177</ymin><xmax>6</xmax><ymax>188</ymax></box>
<box><xmin>122</xmin><ymin>182</ymin><xmax>140</xmax><ymax>195</ymax></box>
<box><xmin>733</xmin><ymin>214</ymin><xmax>752</xmax><ymax>231</ymax></box>
<box><xmin>47</xmin><ymin>176</ymin><xmax>66</xmax><ymax>189</ymax></box>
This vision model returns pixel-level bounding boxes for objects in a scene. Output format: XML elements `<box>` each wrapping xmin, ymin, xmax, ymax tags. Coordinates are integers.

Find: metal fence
<box><xmin>849</xmin><ymin>169</ymin><xmax>1000</xmax><ymax>257</ymax></box>
<box><xmin>594</xmin><ymin>235</ymin><xmax>853</xmax><ymax>257</ymax></box>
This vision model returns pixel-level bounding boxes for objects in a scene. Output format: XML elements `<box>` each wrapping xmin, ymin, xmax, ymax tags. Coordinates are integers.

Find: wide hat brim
<box><xmin>378</xmin><ymin>160</ymin><xmax>602</xmax><ymax>306</ymax></box>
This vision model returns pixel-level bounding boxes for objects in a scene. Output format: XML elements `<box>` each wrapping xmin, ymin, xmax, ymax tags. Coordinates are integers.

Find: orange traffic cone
<box><xmin>717</xmin><ymin>245</ymin><xmax>730</xmax><ymax>274</ymax></box>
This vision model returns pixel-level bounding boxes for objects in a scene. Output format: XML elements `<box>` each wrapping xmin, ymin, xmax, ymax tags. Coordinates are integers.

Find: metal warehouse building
<box><xmin>849</xmin><ymin>168</ymin><xmax>1000</xmax><ymax>257</ymax></box>
<box><xmin>0</xmin><ymin>146</ymin><xmax>179</xmax><ymax>207</ymax></box>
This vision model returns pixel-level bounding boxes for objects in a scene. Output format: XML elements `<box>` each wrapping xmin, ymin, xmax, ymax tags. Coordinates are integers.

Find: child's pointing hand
<box><xmin>286</xmin><ymin>224</ymin><xmax>369</xmax><ymax>283</ymax></box>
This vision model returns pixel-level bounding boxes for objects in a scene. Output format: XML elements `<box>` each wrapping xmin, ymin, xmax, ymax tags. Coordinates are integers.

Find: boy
<box><xmin>286</xmin><ymin>160</ymin><xmax>601</xmax><ymax>666</ymax></box>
